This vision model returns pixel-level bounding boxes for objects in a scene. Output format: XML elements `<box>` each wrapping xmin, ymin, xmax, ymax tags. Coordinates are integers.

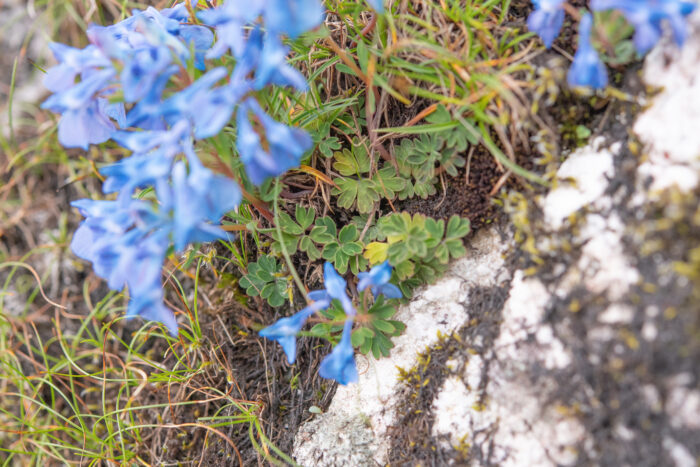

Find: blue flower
<box><xmin>110</xmin><ymin>119</ymin><xmax>190</xmax><ymax>157</ymax></box>
<box><xmin>198</xmin><ymin>0</ymin><xmax>263</xmax><ymax>58</ymax></box>
<box><xmin>527</xmin><ymin>0</ymin><xmax>565</xmax><ymax>49</ymax></box>
<box><xmin>41</xmin><ymin>69</ymin><xmax>118</xmax><ymax>149</ymax></box>
<box><xmin>173</xmin><ymin>25</ymin><xmax>215</xmax><ymax>70</ymax></box>
<box><xmin>591</xmin><ymin>0</ymin><xmax>697</xmax><ymax>54</ymax></box>
<box><xmin>43</xmin><ymin>43</ymin><xmax>111</xmax><ymax>92</ymax></box>
<box><xmin>86</xmin><ymin>18</ymin><xmax>142</xmax><ymax>60</ymax></box>
<box><xmin>120</xmin><ymin>46</ymin><xmax>173</xmax><ymax>102</ymax></box>
<box><xmin>366</xmin><ymin>0</ymin><xmax>384</xmax><ymax>12</ymax></box>
<box><xmin>264</xmin><ymin>0</ymin><xmax>324</xmax><ymax>38</ymax></box>
<box><xmin>319</xmin><ymin>320</ymin><xmax>358</xmax><ymax>385</ymax></box>
<box><xmin>123</xmin><ymin>230</ymin><xmax>177</xmax><ymax>335</ymax></box>
<box><xmin>158</xmin><ymin>67</ymin><xmax>237</xmax><ymax>139</ymax></box>
<box><xmin>124</xmin><ymin>65</ymin><xmax>179</xmax><ymax>130</ymax></box>
<box><xmin>255</xmin><ymin>34</ymin><xmax>309</xmax><ymax>90</ymax></box>
<box><xmin>567</xmin><ymin>14</ymin><xmax>608</xmax><ymax>89</ymax></box>
<box><xmin>357</xmin><ymin>261</ymin><xmax>402</xmax><ymax>299</ymax></box>
<box><xmin>70</xmin><ymin>198</ymin><xmax>163</xmax><ymax>289</ymax></box>
<box><xmin>166</xmin><ymin>162</ymin><xmax>242</xmax><ymax>251</ymax></box>
<box><xmin>72</xmin><ymin>198</ymin><xmax>177</xmax><ymax>335</ymax></box>
<box><xmin>322</xmin><ymin>262</ymin><xmax>356</xmax><ymax>315</ymax></box>
<box><xmin>259</xmin><ymin>297</ymin><xmax>331</xmax><ymax>363</ymax></box>
<box><xmin>127</xmin><ymin>289</ymin><xmax>179</xmax><ymax>336</ymax></box>
<box><xmin>100</xmin><ymin>153</ymin><xmax>173</xmax><ymax>200</ymax></box>
<box><xmin>236</xmin><ymin>98</ymin><xmax>312</xmax><ymax>185</ymax></box>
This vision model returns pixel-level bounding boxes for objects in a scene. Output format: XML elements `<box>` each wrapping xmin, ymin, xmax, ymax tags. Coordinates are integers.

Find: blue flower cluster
<box><xmin>43</xmin><ymin>1</ymin><xmax>331</xmax><ymax>334</ymax></box>
<box><xmin>259</xmin><ymin>261</ymin><xmax>401</xmax><ymax>384</ymax></box>
<box><xmin>527</xmin><ymin>0</ymin><xmax>697</xmax><ymax>89</ymax></box>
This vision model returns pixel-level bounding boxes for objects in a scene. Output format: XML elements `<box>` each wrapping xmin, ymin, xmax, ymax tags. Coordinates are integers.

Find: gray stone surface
<box><xmin>293</xmin><ymin>12</ymin><xmax>700</xmax><ymax>467</ymax></box>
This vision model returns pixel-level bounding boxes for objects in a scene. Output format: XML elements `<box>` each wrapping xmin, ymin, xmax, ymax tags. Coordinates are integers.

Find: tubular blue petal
<box><xmin>319</xmin><ymin>320</ymin><xmax>358</xmax><ymax>385</ymax></box>
<box><xmin>567</xmin><ymin>14</ymin><xmax>608</xmax><ymax>89</ymax></box>
<box><xmin>366</xmin><ymin>0</ymin><xmax>384</xmax><ymax>12</ymax></box>
<box><xmin>264</xmin><ymin>0</ymin><xmax>324</xmax><ymax>38</ymax></box>
<box><xmin>527</xmin><ymin>0</ymin><xmax>565</xmax><ymax>49</ymax></box>
<box><xmin>57</xmin><ymin>101</ymin><xmax>116</xmax><ymax>149</ymax></box>
<box><xmin>259</xmin><ymin>301</ymin><xmax>327</xmax><ymax>363</ymax></box>
<box><xmin>357</xmin><ymin>261</ymin><xmax>402</xmax><ymax>299</ymax></box>
<box><xmin>373</xmin><ymin>283</ymin><xmax>403</xmax><ymax>299</ymax></box>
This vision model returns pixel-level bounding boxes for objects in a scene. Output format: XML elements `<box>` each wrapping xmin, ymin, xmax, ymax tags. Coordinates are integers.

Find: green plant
<box><xmin>331</xmin><ymin>139</ymin><xmax>405</xmax><ymax>214</ymax></box>
<box><xmin>309</xmin><ymin>294</ymin><xmax>405</xmax><ymax>358</ymax></box>
<box><xmin>394</xmin><ymin>106</ymin><xmax>475</xmax><ymax>200</ymax></box>
<box><xmin>364</xmin><ymin>213</ymin><xmax>471</xmax><ymax>296</ymax></box>
<box><xmin>239</xmin><ymin>256</ymin><xmax>291</xmax><ymax>307</ymax></box>
<box><xmin>268</xmin><ymin>205</ymin><xmax>317</xmax><ymax>256</ymax></box>
<box><xmin>353</xmin><ymin>295</ymin><xmax>406</xmax><ymax>358</ymax></box>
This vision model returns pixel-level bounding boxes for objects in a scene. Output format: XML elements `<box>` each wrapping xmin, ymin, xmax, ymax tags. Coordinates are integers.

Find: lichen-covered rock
<box><xmin>293</xmin><ymin>12</ymin><xmax>700</xmax><ymax>466</ymax></box>
<box><xmin>293</xmin><ymin>227</ymin><xmax>510</xmax><ymax>466</ymax></box>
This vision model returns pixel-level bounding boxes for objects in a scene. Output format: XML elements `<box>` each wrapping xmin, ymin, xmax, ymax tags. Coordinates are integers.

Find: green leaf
<box><xmin>351</xmin><ymin>329</ymin><xmax>366</xmax><ymax>348</ymax></box>
<box><xmin>446</xmin><ymin>215</ymin><xmax>471</xmax><ymax>239</ymax></box>
<box><xmin>271</xmin><ymin>231</ymin><xmax>299</xmax><ymax>255</ymax></box>
<box><xmin>258</xmin><ymin>256</ymin><xmax>279</xmax><ymax>273</ymax></box>
<box><xmin>240</xmin><ymin>257</ymin><xmax>287</xmax><ymax>307</ymax></box>
<box><xmin>333</xmin><ymin>143</ymin><xmax>370</xmax><ymax>176</ymax></box>
<box><xmin>424</xmin><ymin>218</ymin><xmax>445</xmax><ymax>247</ymax></box>
<box><xmin>356</xmin><ymin>40</ymin><xmax>369</xmax><ymax>73</ymax></box>
<box><xmin>322</xmin><ymin>242</ymin><xmax>340</xmax><ymax>261</ymax></box>
<box><xmin>373</xmin><ymin>319</ymin><xmax>396</xmax><ymax>334</ymax></box>
<box><xmin>278</xmin><ymin>211</ymin><xmax>304</xmax><ymax>235</ymax></box>
<box><xmin>360</xmin><ymin>335</ymin><xmax>372</xmax><ymax>354</ymax></box>
<box><xmin>310</xmin><ymin>216</ymin><xmax>337</xmax><ymax>244</ymax></box>
<box><xmin>356</xmin><ymin>179</ymin><xmax>379</xmax><ymax>214</ymax></box>
<box><xmin>300</xmin><ymin>236</ymin><xmax>322</xmax><ymax>261</ymax></box>
<box><xmin>310</xmin><ymin>323</ymin><xmax>331</xmax><ymax>337</ymax></box>
<box><xmin>341</xmin><ymin>242</ymin><xmax>363</xmax><ymax>256</ymax></box>
<box><xmin>387</xmin><ymin>242</ymin><xmax>411</xmax><ymax>264</ymax></box>
<box><xmin>295</xmin><ymin>206</ymin><xmax>316</xmax><ymax>230</ymax></box>
<box><xmin>371</xmin><ymin>338</ymin><xmax>382</xmax><ymax>359</ymax></box>
<box><xmin>434</xmin><ymin>243</ymin><xmax>450</xmax><ymax>264</ymax></box>
<box><xmin>334</xmin><ymin>252</ymin><xmax>350</xmax><ymax>274</ymax></box>
<box><xmin>351</xmin><ymin>214</ymin><xmax>379</xmax><ymax>242</ymax></box>
<box><xmin>444</xmin><ymin>238</ymin><xmax>467</xmax><ymax>260</ymax></box>
<box><xmin>368</xmin><ymin>296</ymin><xmax>396</xmax><ymax>319</ymax></box>
<box><xmin>373</xmin><ymin>167</ymin><xmax>405</xmax><ymax>199</ymax></box>
<box><xmin>349</xmin><ymin>255</ymin><xmax>369</xmax><ymax>276</ymax></box>
<box><xmin>338</xmin><ymin>224</ymin><xmax>359</xmax><ymax>243</ymax></box>
<box><xmin>333</xmin><ymin>177</ymin><xmax>359</xmax><ymax>210</ymax></box>
<box><xmin>386</xmin><ymin>319</ymin><xmax>406</xmax><ymax>335</ymax></box>
<box><xmin>424</xmin><ymin>104</ymin><xmax>452</xmax><ymax>124</ymax></box>
<box><xmin>406</xmin><ymin>226</ymin><xmax>429</xmax><ymax>256</ymax></box>
<box><xmin>394</xmin><ymin>260</ymin><xmax>415</xmax><ymax>280</ymax></box>
<box><xmin>351</xmin><ymin>326</ymin><xmax>374</xmax><ymax>348</ymax></box>
<box><xmin>319</xmin><ymin>136</ymin><xmax>341</xmax><ymax>158</ymax></box>
<box><xmin>380</xmin><ymin>212</ymin><xmax>411</xmax><ymax>238</ymax></box>
<box><xmin>413</xmin><ymin>177</ymin><xmax>437</xmax><ymax>199</ymax></box>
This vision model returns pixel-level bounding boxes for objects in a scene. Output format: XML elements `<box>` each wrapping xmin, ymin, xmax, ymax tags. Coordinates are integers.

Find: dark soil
<box><xmin>130</xmin><ymin>302</ymin><xmax>337</xmax><ymax>465</ymax></box>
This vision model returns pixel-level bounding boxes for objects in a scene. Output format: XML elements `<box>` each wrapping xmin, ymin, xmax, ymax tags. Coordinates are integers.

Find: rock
<box><xmin>293</xmin><ymin>12</ymin><xmax>700</xmax><ymax>466</ymax></box>
<box><xmin>293</xmin><ymin>227</ymin><xmax>510</xmax><ymax>466</ymax></box>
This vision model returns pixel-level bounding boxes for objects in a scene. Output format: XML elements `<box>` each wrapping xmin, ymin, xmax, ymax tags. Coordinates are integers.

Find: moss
<box><xmin>387</xmin><ymin>282</ymin><xmax>511</xmax><ymax>465</ymax></box>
